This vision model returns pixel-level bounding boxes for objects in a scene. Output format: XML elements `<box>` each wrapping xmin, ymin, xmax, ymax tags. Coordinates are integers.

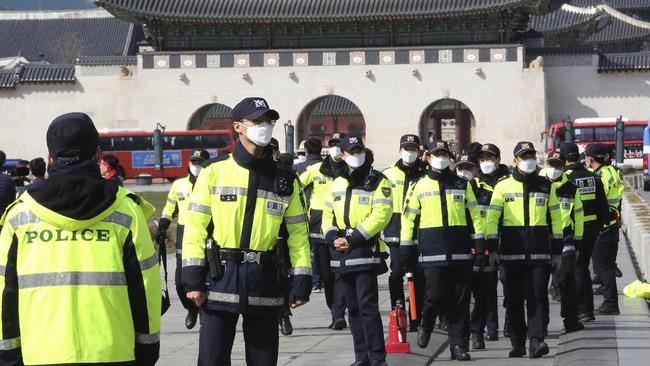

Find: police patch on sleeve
<box><xmin>266</xmin><ymin>201</ymin><xmax>284</xmax><ymax>216</ymax></box>
<box><xmin>382</xmin><ymin>187</ymin><xmax>391</xmax><ymax>198</ymax></box>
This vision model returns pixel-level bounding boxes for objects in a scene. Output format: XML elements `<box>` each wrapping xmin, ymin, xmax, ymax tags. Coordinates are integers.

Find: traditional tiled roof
<box><xmin>312</xmin><ymin>96</ymin><xmax>361</xmax><ymax>116</ymax></box>
<box><xmin>97</xmin><ymin>0</ymin><xmax>548</xmax><ymax>23</ymax></box>
<box><xmin>530</xmin><ymin>3</ymin><xmax>650</xmax><ymax>43</ymax></box>
<box><xmin>0</xmin><ymin>9</ymin><xmax>143</xmax><ymax>64</ymax></box>
<box><xmin>18</xmin><ymin>64</ymin><xmax>76</xmax><ymax>83</ymax></box>
<box><xmin>530</xmin><ymin>4</ymin><xmax>600</xmax><ymax>32</ymax></box>
<box><xmin>0</xmin><ymin>70</ymin><xmax>19</xmax><ymax>88</ymax></box>
<box><xmin>76</xmin><ymin>56</ymin><xmax>138</xmax><ymax>66</ymax></box>
<box><xmin>571</xmin><ymin>0</ymin><xmax>650</xmax><ymax>10</ymax></box>
<box><xmin>0</xmin><ymin>64</ymin><xmax>76</xmax><ymax>89</ymax></box>
<box><xmin>598</xmin><ymin>51</ymin><xmax>650</xmax><ymax>72</ymax></box>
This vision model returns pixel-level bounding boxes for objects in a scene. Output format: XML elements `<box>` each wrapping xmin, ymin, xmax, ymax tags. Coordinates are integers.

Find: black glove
<box><xmin>488</xmin><ymin>252</ymin><xmax>499</xmax><ymax>271</ymax></box>
<box><xmin>157</xmin><ymin>218</ymin><xmax>171</xmax><ymax>243</ymax></box>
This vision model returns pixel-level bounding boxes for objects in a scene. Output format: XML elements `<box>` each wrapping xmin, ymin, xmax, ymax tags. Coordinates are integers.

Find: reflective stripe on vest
<box><xmin>17</xmin><ymin>272</ymin><xmax>127</xmax><ymax>289</ymax></box>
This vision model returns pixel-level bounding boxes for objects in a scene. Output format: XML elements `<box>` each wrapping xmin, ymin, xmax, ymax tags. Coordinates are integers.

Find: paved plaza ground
<box><xmin>158</xmin><ymin>230</ymin><xmax>650</xmax><ymax>366</ymax></box>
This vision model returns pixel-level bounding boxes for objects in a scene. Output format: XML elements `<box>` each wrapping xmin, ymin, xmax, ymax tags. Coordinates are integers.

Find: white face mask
<box><xmin>329</xmin><ymin>146</ymin><xmax>342</xmax><ymax>160</ymax></box>
<box><xmin>297</xmin><ymin>155</ymin><xmax>307</xmax><ymax>163</ymax></box>
<box><xmin>518</xmin><ymin>159</ymin><xmax>537</xmax><ymax>174</ymax></box>
<box><xmin>401</xmin><ymin>150</ymin><xmax>418</xmax><ymax>165</ymax></box>
<box><xmin>546</xmin><ymin>167</ymin><xmax>563</xmax><ymax>180</ymax></box>
<box><xmin>480</xmin><ymin>161</ymin><xmax>497</xmax><ymax>175</ymax></box>
<box><xmin>430</xmin><ymin>156</ymin><xmax>449</xmax><ymax>170</ymax></box>
<box><xmin>457</xmin><ymin>169</ymin><xmax>474</xmax><ymax>181</ymax></box>
<box><xmin>189</xmin><ymin>164</ymin><xmax>202</xmax><ymax>177</ymax></box>
<box><xmin>345</xmin><ymin>152</ymin><xmax>366</xmax><ymax>168</ymax></box>
<box><xmin>241</xmin><ymin>122</ymin><xmax>274</xmax><ymax>147</ymax></box>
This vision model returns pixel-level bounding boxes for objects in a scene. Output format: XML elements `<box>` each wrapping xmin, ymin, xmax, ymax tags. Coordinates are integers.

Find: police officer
<box><xmin>158</xmin><ymin>148</ymin><xmax>210</xmax><ymax>329</ymax></box>
<box><xmin>402</xmin><ymin>141</ymin><xmax>484</xmax><ymax>361</ymax></box>
<box><xmin>183</xmin><ymin>97</ymin><xmax>312</xmax><ymax>366</ymax></box>
<box><xmin>542</xmin><ymin>150</ymin><xmax>585</xmax><ymax>332</ymax></box>
<box><xmin>299</xmin><ymin>133</ymin><xmax>348</xmax><ymax>330</ymax></box>
<box><xmin>455</xmin><ymin>151</ymin><xmax>497</xmax><ymax>350</ymax></box>
<box><xmin>560</xmin><ymin>142</ymin><xmax>609</xmax><ymax>322</ymax></box>
<box><xmin>471</xmin><ymin>143</ymin><xmax>510</xmax><ymax>345</ymax></box>
<box><xmin>322</xmin><ymin>136</ymin><xmax>392</xmax><ymax>366</ymax></box>
<box><xmin>382</xmin><ymin>134</ymin><xmax>427</xmax><ymax>315</ymax></box>
<box><xmin>0</xmin><ymin>112</ymin><xmax>161</xmax><ymax>365</ymax></box>
<box><xmin>485</xmin><ymin>141</ymin><xmax>564</xmax><ymax>358</ymax></box>
<box><xmin>585</xmin><ymin>144</ymin><xmax>623</xmax><ymax>315</ymax></box>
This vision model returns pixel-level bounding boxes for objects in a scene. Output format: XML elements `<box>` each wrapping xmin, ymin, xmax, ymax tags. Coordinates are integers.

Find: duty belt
<box><xmin>219</xmin><ymin>249</ymin><xmax>275</xmax><ymax>264</ymax></box>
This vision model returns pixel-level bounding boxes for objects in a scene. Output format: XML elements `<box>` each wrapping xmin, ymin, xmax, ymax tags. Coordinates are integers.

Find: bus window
<box><xmin>101</xmin><ymin>136</ymin><xmax>152</xmax><ymax>151</ymax></box>
<box><xmin>593</xmin><ymin>126</ymin><xmax>615</xmax><ymax>141</ymax></box>
<box><xmin>624</xmin><ymin>125</ymin><xmax>644</xmax><ymax>140</ymax></box>
<box><xmin>574</xmin><ymin>127</ymin><xmax>595</xmax><ymax>142</ymax></box>
<box><xmin>203</xmin><ymin>134</ymin><xmax>231</xmax><ymax>149</ymax></box>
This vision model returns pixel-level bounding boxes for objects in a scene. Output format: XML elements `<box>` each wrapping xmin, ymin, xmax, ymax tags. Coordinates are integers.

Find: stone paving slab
<box><xmin>159</xmin><ymin>230</ymin><xmax>650</xmax><ymax>365</ymax></box>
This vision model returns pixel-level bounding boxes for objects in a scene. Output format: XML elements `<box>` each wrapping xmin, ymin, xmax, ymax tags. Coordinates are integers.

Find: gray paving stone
<box><xmin>159</xmin><ymin>229</ymin><xmax>650</xmax><ymax>365</ymax></box>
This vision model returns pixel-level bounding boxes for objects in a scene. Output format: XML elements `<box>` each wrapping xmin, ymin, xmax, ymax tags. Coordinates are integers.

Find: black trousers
<box><xmin>338</xmin><ymin>271</ymin><xmax>386</xmax><ymax>363</ymax></box>
<box><xmin>504</xmin><ymin>263</ymin><xmax>550</xmax><ymax>346</ymax></box>
<box><xmin>470</xmin><ymin>269</ymin><xmax>499</xmax><ymax>335</ymax></box>
<box><xmin>176</xmin><ymin>225</ymin><xmax>198</xmax><ymax>312</ymax></box>
<box><xmin>575</xmin><ymin>223</ymin><xmax>598</xmax><ymax>315</ymax></box>
<box><xmin>557</xmin><ymin>254</ymin><xmax>578</xmax><ymax>324</ymax></box>
<box><xmin>388</xmin><ymin>244</ymin><xmax>405</xmax><ymax>309</ymax></box>
<box><xmin>198</xmin><ymin>309</ymin><xmax>279</xmax><ymax>366</ymax></box>
<box><xmin>421</xmin><ymin>265</ymin><xmax>472</xmax><ymax>348</ymax></box>
<box><xmin>315</xmin><ymin>242</ymin><xmax>346</xmax><ymax>320</ymax></box>
<box><xmin>593</xmin><ymin>226</ymin><xmax>620</xmax><ymax>311</ymax></box>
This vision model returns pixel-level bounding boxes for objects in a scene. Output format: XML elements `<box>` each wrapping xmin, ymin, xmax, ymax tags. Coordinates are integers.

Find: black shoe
<box><xmin>280</xmin><ymin>316</ymin><xmax>293</xmax><ymax>336</ymax></box>
<box><xmin>471</xmin><ymin>333</ymin><xmax>485</xmax><ymax>350</ymax></box>
<box><xmin>312</xmin><ymin>285</ymin><xmax>322</xmax><ymax>293</ymax></box>
<box><xmin>615</xmin><ymin>265</ymin><xmax>622</xmax><ymax>278</ymax></box>
<box><xmin>594</xmin><ymin>286</ymin><xmax>605</xmax><ymax>295</ymax></box>
<box><xmin>450</xmin><ymin>345</ymin><xmax>471</xmax><ymax>361</ymax></box>
<box><xmin>486</xmin><ymin>330</ymin><xmax>499</xmax><ymax>341</ymax></box>
<box><xmin>330</xmin><ymin>318</ymin><xmax>347</xmax><ymax>330</ymax></box>
<box><xmin>370</xmin><ymin>360</ymin><xmax>388</xmax><ymax>366</ymax></box>
<box><xmin>578</xmin><ymin>312</ymin><xmax>595</xmax><ymax>322</ymax></box>
<box><xmin>350</xmin><ymin>361</ymin><xmax>370</xmax><ymax>366</ymax></box>
<box><xmin>417</xmin><ymin>327</ymin><xmax>432</xmax><ymax>348</ymax></box>
<box><xmin>529</xmin><ymin>338</ymin><xmax>549</xmax><ymax>359</ymax></box>
<box><xmin>185</xmin><ymin>309</ymin><xmax>199</xmax><ymax>329</ymax></box>
<box><xmin>564</xmin><ymin>320</ymin><xmax>585</xmax><ymax>333</ymax></box>
<box><xmin>509</xmin><ymin>346</ymin><xmax>526</xmax><ymax>358</ymax></box>
<box><xmin>595</xmin><ymin>305</ymin><xmax>620</xmax><ymax>315</ymax></box>
<box><xmin>592</xmin><ymin>275</ymin><xmax>602</xmax><ymax>285</ymax></box>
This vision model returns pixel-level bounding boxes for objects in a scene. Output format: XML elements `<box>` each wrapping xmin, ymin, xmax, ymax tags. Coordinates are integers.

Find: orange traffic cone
<box><xmin>385</xmin><ymin>300</ymin><xmax>410</xmax><ymax>353</ymax></box>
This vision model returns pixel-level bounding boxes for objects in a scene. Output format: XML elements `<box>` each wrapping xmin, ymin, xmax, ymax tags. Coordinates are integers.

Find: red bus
<box><xmin>541</xmin><ymin>118</ymin><xmax>645</xmax><ymax>168</ymax></box>
<box><xmin>99</xmin><ymin>130</ymin><xmax>236</xmax><ymax>179</ymax></box>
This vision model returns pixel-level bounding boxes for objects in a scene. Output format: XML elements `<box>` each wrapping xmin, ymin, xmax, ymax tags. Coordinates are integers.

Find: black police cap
<box><xmin>400</xmin><ymin>134</ymin><xmax>420</xmax><ymax>149</ymax></box>
<box><xmin>513</xmin><ymin>141</ymin><xmax>536</xmax><ymax>157</ymax></box>
<box><xmin>456</xmin><ymin>153</ymin><xmax>479</xmax><ymax>167</ymax></box>
<box><xmin>328</xmin><ymin>132</ymin><xmax>346</xmax><ymax>146</ymax></box>
<box><xmin>560</xmin><ymin>142</ymin><xmax>580</xmax><ymax>160</ymax></box>
<box><xmin>340</xmin><ymin>135</ymin><xmax>364</xmax><ymax>153</ymax></box>
<box><xmin>479</xmin><ymin>143</ymin><xmax>500</xmax><ymax>158</ymax></box>
<box><xmin>585</xmin><ymin>143</ymin><xmax>608</xmax><ymax>158</ymax></box>
<box><xmin>190</xmin><ymin>148</ymin><xmax>211</xmax><ymax>163</ymax></box>
<box><xmin>429</xmin><ymin>141</ymin><xmax>451</xmax><ymax>155</ymax></box>
<box><xmin>231</xmin><ymin>97</ymin><xmax>280</xmax><ymax>122</ymax></box>
<box><xmin>546</xmin><ymin>149</ymin><xmax>565</xmax><ymax>164</ymax></box>
<box><xmin>46</xmin><ymin>112</ymin><xmax>99</xmax><ymax>163</ymax></box>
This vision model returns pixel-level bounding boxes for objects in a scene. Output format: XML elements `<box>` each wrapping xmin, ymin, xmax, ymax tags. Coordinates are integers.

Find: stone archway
<box><xmin>419</xmin><ymin>98</ymin><xmax>475</xmax><ymax>154</ymax></box>
<box><xmin>296</xmin><ymin>95</ymin><xmax>366</xmax><ymax>145</ymax></box>
<box><xmin>188</xmin><ymin>103</ymin><xmax>233</xmax><ymax>130</ymax></box>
